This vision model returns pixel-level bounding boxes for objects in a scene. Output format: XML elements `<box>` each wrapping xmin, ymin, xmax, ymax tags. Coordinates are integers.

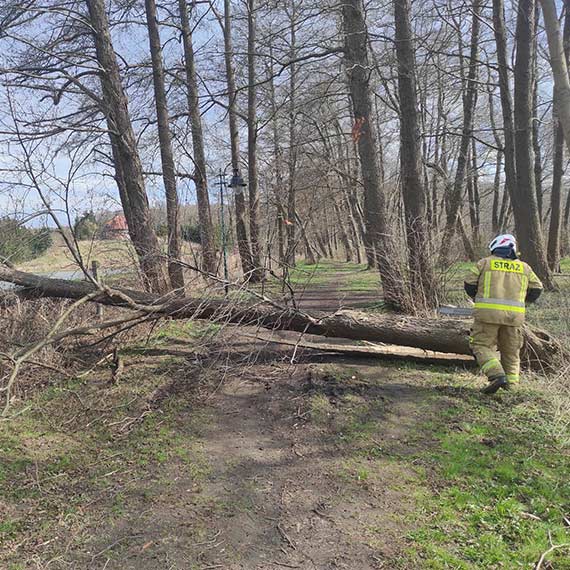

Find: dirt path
<box><xmin>95</xmin><ymin>359</ymin><xmax>431</xmax><ymax>570</ymax></box>
<box><xmin>79</xmin><ymin>267</ymin><xmax>431</xmax><ymax>569</ymax></box>
<box><xmin>292</xmin><ymin>265</ymin><xmax>381</xmax><ymax>312</ymax></box>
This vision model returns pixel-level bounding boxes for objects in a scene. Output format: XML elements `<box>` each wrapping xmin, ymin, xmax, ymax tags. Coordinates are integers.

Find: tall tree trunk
<box><xmin>547</xmin><ymin>0</ymin><xmax>570</xmax><ymax>271</ymax></box>
<box><xmin>492</xmin><ymin>150</ymin><xmax>504</xmax><ymax>234</ymax></box>
<box><xmin>492</xmin><ymin>0</ymin><xmax>518</xmax><ymax>204</ymax></box>
<box><xmin>333</xmin><ymin>199</ymin><xmax>352</xmax><ymax>262</ymax></box>
<box><xmin>178</xmin><ymin>0</ymin><xmax>216</xmax><ymax>276</ymax></box>
<box><xmin>549</xmin><ymin>110</ymin><xmax>565</xmax><ymax>271</ymax></box>
<box><xmin>145</xmin><ymin>0</ymin><xmax>184</xmax><ymax>290</ymax></box>
<box><xmin>439</xmin><ymin>0</ymin><xmax>481</xmax><ymax>265</ymax></box>
<box><xmin>499</xmin><ymin>186</ymin><xmax>511</xmax><ymax>231</ymax></box>
<box><xmin>247</xmin><ymin>0</ymin><xmax>262</xmax><ymax>279</ymax></box>
<box><xmin>467</xmin><ymin>147</ymin><xmax>477</xmax><ymax>234</ymax></box>
<box><xmin>488</xmin><ymin>84</ymin><xmax>505</xmax><ymax>235</ymax></box>
<box><xmin>221</xmin><ymin>0</ymin><xmax>254</xmax><ymax>278</ymax></box>
<box><xmin>286</xmin><ymin>0</ymin><xmax>298</xmax><ymax>268</ymax></box>
<box><xmin>513</xmin><ymin>0</ymin><xmax>555</xmax><ymax>288</ymax></box>
<box><xmin>458</xmin><ymin>214</ymin><xmax>477</xmax><ymax>262</ymax></box>
<box><xmin>393</xmin><ymin>0</ymin><xmax>438</xmax><ymax>310</ymax></box>
<box><xmin>268</xmin><ymin>42</ymin><xmax>286</xmax><ymax>267</ymax></box>
<box><xmin>540</xmin><ymin>0</ymin><xmax>570</xmax><ymax>149</ymax></box>
<box><xmin>471</xmin><ymin>138</ymin><xmax>481</xmax><ymax>243</ymax></box>
<box><xmin>342</xmin><ymin>0</ymin><xmax>404</xmax><ymax>309</ymax></box>
<box><xmin>564</xmin><ymin>190</ymin><xmax>570</xmax><ymax>255</ymax></box>
<box><xmin>85</xmin><ymin>0</ymin><xmax>169</xmax><ymax>293</ymax></box>
<box><xmin>532</xmin><ymin>31</ymin><xmax>544</xmax><ymax>220</ymax></box>
<box><xmin>295</xmin><ymin>213</ymin><xmax>316</xmax><ymax>264</ymax></box>
<box><xmin>226</xmin><ymin>18</ymin><xmax>250</xmax><ymax>272</ymax></box>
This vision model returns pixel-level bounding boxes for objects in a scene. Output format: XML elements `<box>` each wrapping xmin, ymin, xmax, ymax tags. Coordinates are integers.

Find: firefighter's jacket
<box><xmin>464</xmin><ymin>256</ymin><xmax>543</xmax><ymax>326</ymax></box>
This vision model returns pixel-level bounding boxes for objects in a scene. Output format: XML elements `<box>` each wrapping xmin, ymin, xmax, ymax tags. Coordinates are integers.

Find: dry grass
<box><xmin>18</xmin><ymin>239</ymin><xmax>138</xmax><ymax>274</ymax></box>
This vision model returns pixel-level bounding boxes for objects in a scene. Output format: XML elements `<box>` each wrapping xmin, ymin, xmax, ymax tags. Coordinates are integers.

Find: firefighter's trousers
<box><xmin>469</xmin><ymin>321</ymin><xmax>523</xmax><ymax>385</ymax></box>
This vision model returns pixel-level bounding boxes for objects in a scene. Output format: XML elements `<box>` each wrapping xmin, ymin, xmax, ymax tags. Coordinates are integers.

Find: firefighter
<box><xmin>464</xmin><ymin>234</ymin><xmax>543</xmax><ymax>394</ymax></box>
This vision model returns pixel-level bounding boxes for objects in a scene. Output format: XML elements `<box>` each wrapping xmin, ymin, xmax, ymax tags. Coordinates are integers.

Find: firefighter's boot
<box><xmin>481</xmin><ymin>375</ymin><xmax>507</xmax><ymax>394</ymax></box>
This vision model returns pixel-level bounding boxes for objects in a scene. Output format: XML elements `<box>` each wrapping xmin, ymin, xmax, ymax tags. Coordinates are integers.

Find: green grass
<box><xmin>406</xmin><ymin>398</ymin><xmax>570</xmax><ymax>568</ymax></box>
<box><xmin>401</xmin><ymin>388</ymin><xmax>570</xmax><ymax>568</ymax></box>
<box><xmin>305</xmin><ymin>364</ymin><xmax>570</xmax><ymax>568</ymax></box>
<box><xmin>0</xmin><ymin>353</ymin><xmax>215</xmax><ymax>567</ymax></box>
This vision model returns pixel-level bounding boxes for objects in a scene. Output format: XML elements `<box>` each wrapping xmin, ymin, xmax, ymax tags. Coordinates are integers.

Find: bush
<box><xmin>155</xmin><ymin>223</ymin><xmax>169</xmax><ymax>238</ymax></box>
<box><xmin>181</xmin><ymin>224</ymin><xmax>202</xmax><ymax>244</ymax></box>
<box><xmin>31</xmin><ymin>228</ymin><xmax>53</xmax><ymax>256</ymax></box>
<box><xmin>73</xmin><ymin>211</ymin><xmax>98</xmax><ymax>240</ymax></box>
<box><xmin>0</xmin><ymin>219</ymin><xmax>53</xmax><ymax>263</ymax></box>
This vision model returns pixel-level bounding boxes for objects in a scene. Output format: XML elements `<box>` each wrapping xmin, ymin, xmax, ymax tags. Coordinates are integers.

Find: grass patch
<box><xmin>304</xmin><ymin>362</ymin><xmax>570</xmax><ymax>568</ymax></box>
<box><xmin>19</xmin><ymin>239</ymin><xmax>138</xmax><ymax>274</ymax></box>
<box><xmin>0</xmin><ymin>358</ymin><xmax>214</xmax><ymax>567</ymax></box>
<box><xmin>406</xmin><ymin>390</ymin><xmax>570</xmax><ymax>568</ymax></box>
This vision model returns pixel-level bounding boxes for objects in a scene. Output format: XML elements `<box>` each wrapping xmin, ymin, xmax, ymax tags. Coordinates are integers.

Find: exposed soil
<box><xmin>0</xmin><ymin>263</ymin><xmax>464</xmax><ymax>569</ymax></box>
<box><xmin>293</xmin><ymin>269</ymin><xmax>381</xmax><ymax>312</ymax></box>
<box><xmin>80</xmin><ymin>359</ymin><xmax>434</xmax><ymax>570</ymax></box>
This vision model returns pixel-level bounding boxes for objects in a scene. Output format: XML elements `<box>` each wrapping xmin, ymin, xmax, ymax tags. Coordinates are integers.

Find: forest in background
<box><xmin>1</xmin><ymin>0</ymin><xmax>570</xmax><ymax>311</ymax></box>
<box><xmin>1</xmin><ymin>1</ymin><xmax>570</xmax><ymax>568</ymax></box>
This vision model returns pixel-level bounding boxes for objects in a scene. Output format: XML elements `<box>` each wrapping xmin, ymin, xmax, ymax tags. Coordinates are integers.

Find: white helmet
<box><xmin>489</xmin><ymin>234</ymin><xmax>516</xmax><ymax>253</ymax></box>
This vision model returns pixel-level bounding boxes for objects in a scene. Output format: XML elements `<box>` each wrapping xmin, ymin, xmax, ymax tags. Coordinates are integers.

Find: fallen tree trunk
<box><xmin>0</xmin><ymin>266</ymin><xmax>563</xmax><ymax>369</ymax></box>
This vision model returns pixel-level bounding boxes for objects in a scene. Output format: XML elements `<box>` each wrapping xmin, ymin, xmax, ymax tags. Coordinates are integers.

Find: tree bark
<box><xmin>541</xmin><ymin>0</ymin><xmax>570</xmax><ymax>269</ymax></box>
<box><xmin>492</xmin><ymin>150</ymin><xmax>504</xmax><ymax>234</ymax></box>
<box><xmin>0</xmin><ymin>267</ymin><xmax>562</xmax><ymax>369</ymax></box>
<box><xmin>247</xmin><ymin>0</ymin><xmax>262</xmax><ymax>279</ymax></box>
<box><xmin>221</xmin><ymin>0</ymin><xmax>254</xmax><ymax>278</ymax></box>
<box><xmin>145</xmin><ymin>0</ymin><xmax>184</xmax><ymax>290</ymax></box>
<box><xmin>514</xmin><ymin>0</ymin><xmax>555</xmax><ymax>288</ymax></box>
<box><xmin>439</xmin><ymin>0</ymin><xmax>481</xmax><ymax>264</ymax></box>
<box><xmin>85</xmin><ymin>0</ymin><xmax>169</xmax><ymax>293</ymax></box>
<box><xmin>540</xmin><ymin>0</ymin><xmax>570</xmax><ymax>151</ymax></box>
<box><xmin>532</xmin><ymin>68</ymin><xmax>544</xmax><ymax>220</ymax></box>
<box><xmin>286</xmin><ymin>0</ymin><xmax>298</xmax><ymax>268</ymax></box>
<box><xmin>342</xmin><ymin>0</ymin><xmax>404</xmax><ymax>309</ymax></box>
<box><xmin>393</xmin><ymin>0</ymin><xmax>438</xmax><ymax>311</ymax></box>
<box><xmin>470</xmin><ymin>138</ymin><xmax>481</xmax><ymax>243</ymax></box>
<box><xmin>179</xmin><ymin>0</ymin><xmax>217</xmax><ymax>275</ymax></box>
<box><xmin>492</xmin><ymin>0</ymin><xmax>517</xmax><ymax>204</ymax></box>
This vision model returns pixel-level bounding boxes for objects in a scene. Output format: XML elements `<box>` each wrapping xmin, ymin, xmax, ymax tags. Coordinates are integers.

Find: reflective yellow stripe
<box><xmin>506</xmin><ymin>374</ymin><xmax>520</xmax><ymax>384</ymax></box>
<box><xmin>475</xmin><ymin>302</ymin><xmax>526</xmax><ymax>313</ymax></box>
<box><xmin>490</xmin><ymin>259</ymin><xmax>524</xmax><ymax>273</ymax></box>
<box><xmin>475</xmin><ymin>297</ymin><xmax>525</xmax><ymax>308</ymax></box>
<box><xmin>483</xmin><ymin>271</ymin><xmax>491</xmax><ymax>298</ymax></box>
<box><xmin>468</xmin><ymin>266</ymin><xmax>480</xmax><ymax>276</ymax></box>
<box><xmin>481</xmin><ymin>358</ymin><xmax>501</xmax><ymax>373</ymax></box>
<box><xmin>519</xmin><ymin>275</ymin><xmax>528</xmax><ymax>303</ymax></box>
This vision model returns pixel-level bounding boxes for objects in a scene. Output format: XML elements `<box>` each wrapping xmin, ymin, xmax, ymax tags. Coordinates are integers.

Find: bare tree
<box><xmin>492</xmin><ymin>0</ymin><xmax>517</xmax><ymax>208</ymax></box>
<box><xmin>439</xmin><ymin>0</ymin><xmax>481</xmax><ymax>264</ymax></box>
<box><xmin>179</xmin><ymin>0</ymin><xmax>217</xmax><ymax>276</ymax></box>
<box><xmin>247</xmin><ymin>0</ymin><xmax>262</xmax><ymax>280</ymax></box>
<box><xmin>86</xmin><ymin>0</ymin><xmax>169</xmax><ymax>293</ymax></box>
<box><xmin>145</xmin><ymin>0</ymin><xmax>184</xmax><ymax>290</ymax></box>
<box><xmin>286</xmin><ymin>0</ymin><xmax>299</xmax><ymax>268</ymax></box>
<box><xmin>342</xmin><ymin>0</ymin><xmax>405</xmax><ymax>308</ymax></box>
<box><xmin>393</xmin><ymin>0</ymin><xmax>438</xmax><ymax>310</ymax></box>
<box><xmin>513</xmin><ymin>0</ymin><xmax>554</xmax><ymax>288</ymax></box>
<box><xmin>218</xmin><ymin>0</ymin><xmax>254</xmax><ymax>278</ymax></box>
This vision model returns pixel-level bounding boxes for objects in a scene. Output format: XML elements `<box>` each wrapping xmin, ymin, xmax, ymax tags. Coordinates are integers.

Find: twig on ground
<box><xmin>277</xmin><ymin>523</ymin><xmax>296</xmax><ymax>550</ymax></box>
<box><xmin>535</xmin><ymin>543</ymin><xmax>570</xmax><ymax>569</ymax></box>
<box><xmin>90</xmin><ymin>534</ymin><xmax>143</xmax><ymax>562</ymax></box>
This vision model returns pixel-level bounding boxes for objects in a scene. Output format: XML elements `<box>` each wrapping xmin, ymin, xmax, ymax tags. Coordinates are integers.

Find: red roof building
<box><xmin>102</xmin><ymin>214</ymin><xmax>129</xmax><ymax>240</ymax></box>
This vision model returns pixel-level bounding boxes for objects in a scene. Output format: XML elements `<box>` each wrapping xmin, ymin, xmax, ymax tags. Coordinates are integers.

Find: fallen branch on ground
<box><xmin>0</xmin><ymin>266</ymin><xmax>564</xmax><ymax>370</ymax></box>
